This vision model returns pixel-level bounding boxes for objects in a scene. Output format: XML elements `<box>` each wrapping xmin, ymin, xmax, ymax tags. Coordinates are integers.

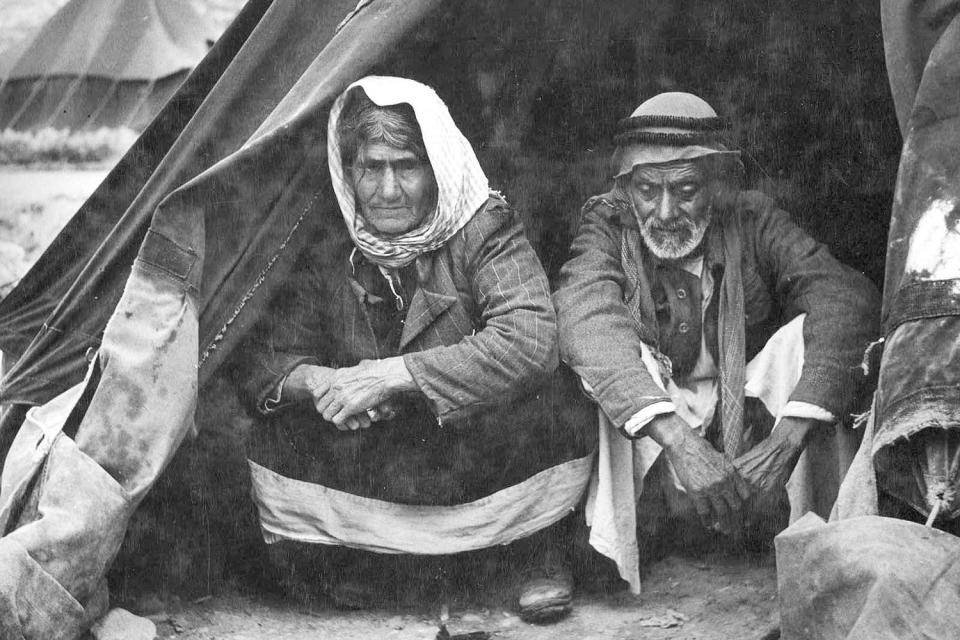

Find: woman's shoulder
<box><xmin>451</xmin><ymin>192</ymin><xmax>522</xmax><ymax>249</ymax></box>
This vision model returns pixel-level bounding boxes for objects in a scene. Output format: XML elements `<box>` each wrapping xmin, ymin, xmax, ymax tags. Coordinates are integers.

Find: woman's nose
<box><xmin>378</xmin><ymin>166</ymin><xmax>402</xmax><ymax>200</ymax></box>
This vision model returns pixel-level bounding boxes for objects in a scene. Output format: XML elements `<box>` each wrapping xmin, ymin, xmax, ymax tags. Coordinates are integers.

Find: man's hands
<box><xmin>644</xmin><ymin>413</ymin><xmax>822</xmax><ymax>534</ymax></box>
<box><xmin>282</xmin><ymin>358</ymin><xmax>417</xmax><ymax>431</ymax></box>
<box><xmin>646</xmin><ymin>413</ymin><xmax>750</xmax><ymax>535</ymax></box>
<box><xmin>732</xmin><ymin>416</ymin><xmax>819</xmax><ymax>499</ymax></box>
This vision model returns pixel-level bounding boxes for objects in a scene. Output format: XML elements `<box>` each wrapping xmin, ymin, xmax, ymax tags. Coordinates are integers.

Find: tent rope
<box><xmin>926</xmin><ymin>498</ymin><xmax>943</xmax><ymax>527</ymax></box>
<box><xmin>197</xmin><ymin>189</ymin><xmax>322</xmax><ymax>368</ymax></box>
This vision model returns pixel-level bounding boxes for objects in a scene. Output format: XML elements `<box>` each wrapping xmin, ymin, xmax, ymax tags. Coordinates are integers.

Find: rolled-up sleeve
<box><xmin>233</xmin><ymin>259</ymin><xmax>325</xmax><ymax>413</ymax></box>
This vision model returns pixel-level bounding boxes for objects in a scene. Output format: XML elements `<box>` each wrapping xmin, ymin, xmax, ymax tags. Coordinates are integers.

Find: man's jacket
<box><xmin>553</xmin><ymin>189</ymin><xmax>881</xmax><ymax>429</ymax></box>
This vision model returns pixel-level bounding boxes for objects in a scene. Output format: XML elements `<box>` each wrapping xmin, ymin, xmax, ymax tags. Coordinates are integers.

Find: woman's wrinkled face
<box><xmin>627</xmin><ymin>161</ymin><xmax>713</xmax><ymax>260</ymax></box>
<box><xmin>351</xmin><ymin>142</ymin><xmax>437</xmax><ymax>236</ymax></box>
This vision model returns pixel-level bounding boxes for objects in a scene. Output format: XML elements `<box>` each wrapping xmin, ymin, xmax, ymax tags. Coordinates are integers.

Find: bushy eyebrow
<box><xmin>632</xmin><ymin>173</ymin><xmax>703</xmax><ymax>185</ymax></box>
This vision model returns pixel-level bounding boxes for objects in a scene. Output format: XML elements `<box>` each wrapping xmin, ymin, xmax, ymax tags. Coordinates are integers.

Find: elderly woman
<box><xmin>238</xmin><ymin>76</ymin><xmax>594</xmax><ymax>622</ymax></box>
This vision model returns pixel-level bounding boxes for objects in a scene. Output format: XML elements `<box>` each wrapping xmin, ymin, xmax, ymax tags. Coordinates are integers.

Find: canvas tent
<box><xmin>0</xmin><ymin>0</ymin><xmax>901</xmax><ymax>637</ymax></box>
<box><xmin>774</xmin><ymin>1</ymin><xmax>960</xmax><ymax>638</ymax></box>
<box><xmin>0</xmin><ymin>0</ymin><xmax>214</xmax><ymax>131</ymax></box>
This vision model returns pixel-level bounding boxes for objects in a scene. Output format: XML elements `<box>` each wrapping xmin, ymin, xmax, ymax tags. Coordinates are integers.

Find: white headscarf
<box><xmin>327</xmin><ymin>76</ymin><xmax>490</xmax><ymax>268</ymax></box>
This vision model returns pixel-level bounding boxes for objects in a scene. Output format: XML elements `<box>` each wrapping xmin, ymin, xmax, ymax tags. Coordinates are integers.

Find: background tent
<box><xmin>0</xmin><ymin>0</ymin><xmax>902</xmax><ymax>626</ymax></box>
<box><xmin>0</xmin><ymin>0</ymin><xmax>214</xmax><ymax>132</ymax></box>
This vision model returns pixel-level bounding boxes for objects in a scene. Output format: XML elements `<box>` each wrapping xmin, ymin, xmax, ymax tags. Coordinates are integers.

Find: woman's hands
<box><xmin>284</xmin><ymin>358</ymin><xmax>417</xmax><ymax>431</ymax></box>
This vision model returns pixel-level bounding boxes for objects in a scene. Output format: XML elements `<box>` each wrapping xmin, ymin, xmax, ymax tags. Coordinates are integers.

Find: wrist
<box><xmin>382</xmin><ymin>356</ymin><xmax>417</xmax><ymax>393</ymax></box>
<box><xmin>777</xmin><ymin>417</ymin><xmax>818</xmax><ymax>448</ymax></box>
<box><xmin>281</xmin><ymin>365</ymin><xmax>312</xmax><ymax>401</ymax></box>
<box><xmin>645</xmin><ymin>412</ymin><xmax>688</xmax><ymax>450</ymax></box>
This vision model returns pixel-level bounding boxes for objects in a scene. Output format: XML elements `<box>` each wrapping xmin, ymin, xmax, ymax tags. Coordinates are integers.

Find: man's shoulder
<box><xmin>574</xmin><ymin>191</ymin><xmax>634</xmax><ymax>240</ymax></box>
<box><xmin>734</xmin><ymin>189</ymin><xmax>781</xmax><ymax>217</ymax></box>
<box><xmin>731</xmin><ymin>189</ymin><xmax>796</xmax><ymax>238</ymax></box>
<box><xmin>581</xmin><ymin>191</ymin><xmax>630</xmax><ymax>221</ymax></box>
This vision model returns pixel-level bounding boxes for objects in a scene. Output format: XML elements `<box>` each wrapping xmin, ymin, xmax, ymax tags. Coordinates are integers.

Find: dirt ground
<box><xmin>140</xmin><ymin>552</ymin><xmax>778</xmax><ymax>640</ymax></box>
<box><xmin>2</xmin><ymin>168</ymin><xmax>780</xmax><ymax>640</ymax></box>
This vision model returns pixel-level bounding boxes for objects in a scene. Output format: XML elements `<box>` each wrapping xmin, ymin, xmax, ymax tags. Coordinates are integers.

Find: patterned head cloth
<box><xmin>612</xmin><ymin>92</ymin><xmax>741</xmax><ymax>178</ymax></box>
<box><xmin>327</xmin><ymin>76</ymin><xmax>490</xmax><ymax>268</ymax></box>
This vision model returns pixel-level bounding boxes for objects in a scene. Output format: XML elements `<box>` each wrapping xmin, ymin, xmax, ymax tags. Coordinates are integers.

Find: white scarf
<box><xmin>327</xmin><ymin>76</ymin><xmax>490</xmax><ymax>268</ymax></box>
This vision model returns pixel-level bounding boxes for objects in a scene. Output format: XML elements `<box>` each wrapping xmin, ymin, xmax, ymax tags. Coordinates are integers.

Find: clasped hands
<box><xmin>645</xmin><ymin>413</ymin><xmax>820</xmax><ymax>535</ymax></box>
<box><xmin>283</xmin><ymin>358</ymin><xmax>417</xmax><ymax>431</ymax></box>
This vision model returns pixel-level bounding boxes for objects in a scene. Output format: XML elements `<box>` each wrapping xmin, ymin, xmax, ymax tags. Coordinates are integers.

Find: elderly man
<box><xmin>553</xmin><ymin>92</ymin><xmax>880</xmax><ymax>589</ymax></box>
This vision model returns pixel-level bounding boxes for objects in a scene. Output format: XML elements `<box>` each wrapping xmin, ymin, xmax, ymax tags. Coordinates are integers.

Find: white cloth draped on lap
<box><xmin>586</xmin><ymin>314</ymin><xmax>855</xmax><ymax>594</ymax></box>
<box><xmin>248</xmin><ymin>453</ymin><xmax>594</xmax><ymax>554</ymax></box>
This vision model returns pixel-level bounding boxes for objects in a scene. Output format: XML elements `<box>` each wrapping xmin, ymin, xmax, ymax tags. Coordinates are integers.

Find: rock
<box><xmin>498</xmin><ymin>613</ymin><xmax>520</xmax><ymax>628</ymax></box>
<box><xmin>636</xmin><ymin>608</ymin><xmax>688</xmax><ymax>629</ymax></box>
<box><xmin>90</xmin><ymin>608</ymin><xmax>157</xmax><ymax>640</ymax></box>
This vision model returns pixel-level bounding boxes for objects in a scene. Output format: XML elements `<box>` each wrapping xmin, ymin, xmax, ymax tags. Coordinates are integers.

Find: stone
<box><xmin>90</xmin><ymin>608</ymin><xmax>157</xmax><ymax>640</ymax></box>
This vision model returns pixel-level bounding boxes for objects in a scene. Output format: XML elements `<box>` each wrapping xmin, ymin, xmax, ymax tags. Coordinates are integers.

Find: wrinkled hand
<box><xmin>733</xmin><ymin>416</ymin><xmax>819</xmax><ymax>501</ymax></box>
<box><xmin>283</xmin><ymin>361</ymin><xmax>412</xmax><ymax>431</ymax></box>
<box><xmin>647</xmin><ymin>413</ymin><xmax>750</xmax><ymax>535</ymax></box>
<box><xmin>284</xmin><ymin>363</ymin><xmax>336</xmax><ymax>407</ymax></box>
<box><xmin>315</xmin><ymin>357</ymin><xmax>417</xmax><ymax>430</ymax></box>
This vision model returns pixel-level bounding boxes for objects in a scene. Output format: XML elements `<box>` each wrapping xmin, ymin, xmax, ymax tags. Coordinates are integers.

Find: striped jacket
<box><xmin>242</xmin><ymin>195</ymin><xmax>559</xmax><ymax>422</ymax></box>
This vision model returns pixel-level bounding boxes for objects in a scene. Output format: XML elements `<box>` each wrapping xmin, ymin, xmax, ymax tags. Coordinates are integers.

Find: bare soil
<box><xmin>144</xmin><ymin>553</ymin><xmax>777</xmax><ymax>640</ymax></box>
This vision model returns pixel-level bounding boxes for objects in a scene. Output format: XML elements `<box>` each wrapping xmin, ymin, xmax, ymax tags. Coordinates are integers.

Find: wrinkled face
<box><xmin>627</xmin><ymin>161</ymin><xmax>713</xmax><ymax>260</ymax></box>
<box><xmin>351</xmin><ymin>142</ymin><xmax>437</xmax><ymax>236</ymax></box>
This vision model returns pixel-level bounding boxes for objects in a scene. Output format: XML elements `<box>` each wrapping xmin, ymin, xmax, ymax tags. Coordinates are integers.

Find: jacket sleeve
<box><xmin>403</xmin><ymin>203</ymin><xmax>558</xmax><ymax>421</ymax></box>
<box><xmin>745</xmin><ymin>193</ymin><xmax>881</xmax><ymax>416</ymax></box>
<box><xmin>552</xmin><ymin>200</ymin><xmax>672</xmax><ymax>428</ymax></box>
<box><xmin>232</xmin><ymin>253</ymin><xmax>325</xmax><ymax>412</ymax></box>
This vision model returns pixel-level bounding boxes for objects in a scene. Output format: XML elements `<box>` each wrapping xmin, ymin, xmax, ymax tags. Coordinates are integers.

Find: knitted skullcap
<box><xmin>612</xmin><ymin>92</ymin><xmax>740</xmax><ymax>177</ymax></box>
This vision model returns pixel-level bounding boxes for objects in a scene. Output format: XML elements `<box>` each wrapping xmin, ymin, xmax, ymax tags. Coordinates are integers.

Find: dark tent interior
<box><xmin>0</xmin><ymin>0</ymin><xmax>900</xmax><ymax>605</ymax></box>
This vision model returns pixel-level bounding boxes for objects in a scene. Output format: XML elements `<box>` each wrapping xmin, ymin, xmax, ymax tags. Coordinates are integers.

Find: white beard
<box><xmin>639</xmin><ymin>214</ymin><xmax>711</xmax><ymax>260</ymax></box>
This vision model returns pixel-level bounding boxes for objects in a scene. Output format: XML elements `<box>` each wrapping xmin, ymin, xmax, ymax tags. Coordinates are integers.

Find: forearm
<box><xmin>412</xmin><ymin>203</ymin><xmax>558</xmax><ymax>419</ymax></box>
<box><xmin>403</xmin><ymin>321</ymin><xmax>556</xmax><ymax>419</ymax></box>
<box><xmin>644</xmin><ymin>412</ymin><xmax>691</xmax><ymax>450</ymax></box>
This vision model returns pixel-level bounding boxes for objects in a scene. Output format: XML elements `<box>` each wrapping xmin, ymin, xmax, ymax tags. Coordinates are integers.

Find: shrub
<box><xmin>0</xmin><ymin>126</ymin><xmax>137</xmax><ymax>166</ymax></box>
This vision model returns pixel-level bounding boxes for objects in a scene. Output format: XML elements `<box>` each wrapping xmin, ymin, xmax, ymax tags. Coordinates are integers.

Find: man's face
<box><xmin>627</xmin><ymin>161</ymin><xmax>713</xmax><ymax>260</ymax></box>
<box><xmin>351</xmin><ymin>142</ymin><xmax>437</xmax><ymax>236</ymax></box>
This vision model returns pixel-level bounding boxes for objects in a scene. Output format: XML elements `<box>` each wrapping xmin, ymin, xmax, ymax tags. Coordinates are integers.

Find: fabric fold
<box><xmin>249</xmin><ymin>453</ymin><xmax>594</xmax><ymax>554</ymax></box>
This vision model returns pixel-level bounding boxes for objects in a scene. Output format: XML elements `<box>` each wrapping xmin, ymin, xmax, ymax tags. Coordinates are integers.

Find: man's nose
<box><xmin>655</xmin><ymin>190</ymin><xmax>678</xmax><ymax>222</ymax></box>
<box><xmin>378</xmin><ymin>166</ymin><xmax>402</xmax><ymax>201</ymax></box>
